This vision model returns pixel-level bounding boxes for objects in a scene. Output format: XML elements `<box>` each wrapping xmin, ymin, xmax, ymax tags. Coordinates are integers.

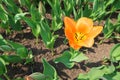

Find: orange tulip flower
<box><xmin>64</xmin><ymin>17</ymin><xmax>103</xmax><ymax>50</ymax></box>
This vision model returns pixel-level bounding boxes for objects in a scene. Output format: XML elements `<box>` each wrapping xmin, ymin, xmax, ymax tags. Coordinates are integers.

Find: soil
<box><xmin>0</xmin><ymin>25</ymin><xmax>118</xmax><ymax>80</ymax></box>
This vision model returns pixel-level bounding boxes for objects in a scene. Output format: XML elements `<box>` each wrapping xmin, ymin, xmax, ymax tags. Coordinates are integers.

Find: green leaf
<box><xmin>22</xmin><ymin>17</ymin><xmax>40</xmax><ymax>38</ymax></box>
<box><xmin>7</xmin><ymin>40</ymin><xmax>24</xmax><ymax>49</ymax></box>
<box><xmin>22</xmin><ymin>17</ymin><xmax>36</xmax><ymax>29</ymax></box>
<box><xmin>70</xmin><ymin>52</ymin><xmax>88</xmax><ymax>62</ymax></box>
<box><xmin>40</xmin><ymin>20</ymin><xmax>57</xmax><ymax>49</ymax></box>
<box><xmin>102</xmin><ymin>64</ymin><xmax>115</xmax><ymax>74</ymax></box>
<box><xmin>77</xmin><ymin>73</ymin><xmax>89</xmax><ymax>80</ymax></box>
<box><xmin>88</xmin><ymin>68</ymin><xmax>104</xmax><ymax>80</ymax></box>
<box><xmin>42</xmin><ymin>58</ymin><xmax>58</xmax><ymax>80</ymax></box>
<box><xmin>105</xmin><ymin>0</ymin><xmax>115</xmax><ymax>7</ymax></box>
<box><xmin>110</xmin><ymin>43</ymin><xmax>120</xmax><ymax>62</ymax></box>
<box><xmin>2</xmin><ymin>0</ymin><xmax>21</xmax><ymax>14</ymax></box>
<box><xmin>30</xmin><ymin>4</ymin><xmax>41</xmax><ymax>21</ymax></box>
<box><xmin>25</xmin><ymin>50</ymin><xmax>33</xmax><ymax>64</ymax></box>
<box><xmin>118</xmin><ymin>13</ymin><xmax>120</xmax><ymax>22</ymax></box>
<box><xmin>14</xmin><ymin>12</ymin><xmax>28</xmax><ymax>23</ymax></box>
<box><xmin>103</xmin><ymin>19</ymin><xmax>114</xmax><ymax>39</ymax></box>
<box><xmin>16</xmin><ymin>47</ymin><xmax>28</xmax><ymax>58</ymax></box>
<box><xmin>28</xmin><ymin>72</ymin><xmax>51</xmax><ymax>80</ymax></box>
<box><xmin>0</xmin><ymin>36</ymin><xmax>7</xmax><ymax>45</ymax></box>
<box><xmin>0</xmin><ymin>4</ymin><xmax>8</xmax><ymax>22</ymax></box>
<box><xmin>8</xmin><ymin>15</ymin><xmax>22</xmax><ymax>31</ymax></box>
<box><xmin>103</xmin><ymin>71</ymin><xmax>120</xmax><ymax>80</ymax></box>
<box><xmin>46</xmin><ymin>35</ymin><xmax>58</xmax><ymax>49</ymax></box>
<box><xmin>0</xmin><ymin>78</ymin><xmax>3</xmax><ymax>80</ymax></box>
<box><xmin>13</xmin><ymin>77</ymin><xmax>24</xmax><ymax>80</ymax></box>
<box><xmin>112</xmin><ymin>72</ymin><xmax>120</xmax><ymax>80</ymax></box>
<box><xmin>18</xmin><ymin>0</ymin><xmax>31</xmax><ymax>9</ymax></box>
<box><xmin>38</xmin><ymin>1</ymin><xmax>46</xmax><ymax>19</ymax></box>
<box><xmin>0</xmin><ymin>55</ymin><xmax>23</xmax><ymax>63</ymax></box>
<box><xmin>54</xmin><ymin>51</ymin><xmax>74</xmax><ymax>68</ymax></box>
<box><xmin>0</xmin><ymin>45</ymin><xmax>12</xmax><ymax>51</ymax></box>
<box><xmin>0</xmin><ymin>58</ymin><xmax>7</xmax><ymax>75</ymax></box>
<box><xmin>112</xmin><ymin>0</ymin><xmax>120</xmax><ymax>11</ymax></box>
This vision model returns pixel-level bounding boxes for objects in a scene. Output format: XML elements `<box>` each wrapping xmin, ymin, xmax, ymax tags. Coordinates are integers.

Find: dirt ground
<box><xmin>0</xmin><ymin>26</ymin><xmax>118</xmax><ymax>80</ymax></box>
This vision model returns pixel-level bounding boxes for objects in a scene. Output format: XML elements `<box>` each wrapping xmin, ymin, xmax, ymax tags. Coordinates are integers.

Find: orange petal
<box><xmin>76</xmin><ymin>17</ymin><xmax>93</xmax><ymax>34</ymax></box>
<box><xmin>87</xmin><ymin>26</ymin><xmax>103</xmax><ymax>38</ymax></box>
<box><xmin>64</xmin><ymin>17</ymin><xmax>76</xmax><ymax>41</ymax></box>
<box><xmin>82</xmin><ymin>38</ymin><xmax>94</xmax><ymax>47</ymax></box>
<box><xmin>69</xmin><ymin>41</ymin><xmax>81</xmax><ymax>50</ymax></box>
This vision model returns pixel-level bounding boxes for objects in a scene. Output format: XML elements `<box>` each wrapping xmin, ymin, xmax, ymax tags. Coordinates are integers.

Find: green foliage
<box><xmin>0</xmin><ymin>58</ymin><xmax>7</xmax><ymax>75</ymax></box>
<box><xmin>0</xmin><ymin>0</ymin><xmax>23</xmax><ymax>32</ymax></box>
<box><xmin>40</xmin><ymin>20</ymin><xmax>58</xmax><ymax>49</ymax></box>
<box><xmin>77</xmin><ymin>43</ymin><xmax>120</xmax><ymax>80</ymax></box>
<box><xmin>54</xmin><ymin>50</ymin><xmax>88</xmax><ymax>68</ymax></box>
<box><xmin>27</xmin><ymin>72</ymin><xmax>50</xmax><ymax>80</ymax></box>
<box><xmin>26</xmin><ymin>58</ymin><xmax>58</xmax><ymax>80</ymax></box>
<box><xmin>77</xmin><ymin>64</ymin><xmax>118</xmax><ymax>80</ymax></box>
<box><xmin>110</xmin><ymin>43</ymin><xmax>120</xmax><ymax>62</ymax></box>
<box><xmin>103</xmin><ymin>19</ymin><xmax>114</xmax><ymax>39</ymax></box>
<box><xmin>0</xmin><ymin>34</ymin><xmax>33</xmax><ymax>78</ymax></box>
<box><xmin>42</xmin><ymin>58</ymin><xmax>58</xmax><ymax>80</ymax></box>
<box><xmin>54</xmin><ymin>51</ymin><xmax>75</xmax><ymax>68</ymax></box>
<box><xmin>46</xmin><ymin>0</ymin><xmax>63</xmax><ymax>31</ymax></box>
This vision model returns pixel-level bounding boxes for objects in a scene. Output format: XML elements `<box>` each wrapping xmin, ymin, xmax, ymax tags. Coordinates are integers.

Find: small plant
<box><xmin>54</xmin><ymin>16</ymin><xmax>103</xmax><ymax>68</ymax></box>
<box><xmin>77</xmin><ymin>43</ymin><xmax>120</xmax><ymax>80</ymax></box>
<box><xmin>25</xmin><ymin>58</ymin><xmax>58</xmax><ymax>80</ymax></box>
<box><xmin>0</xmin><ymin>34</ymin><xmax>33</xmax><ymax>80</ymax></box>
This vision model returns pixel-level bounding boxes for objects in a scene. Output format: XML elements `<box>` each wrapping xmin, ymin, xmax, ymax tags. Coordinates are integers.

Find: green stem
<box><xmin>3</xmin><ymin>73</ymin><xmax>10</xmax><ymax>80</ymax></box>
<box><xmin>51</xmin><ymin>49</ymin><xmax>54</xmax><ymax>56</ymax></box>
<box><xmin>35</xmin><ymin>37</ymin><xmax>39</xmax><ymax>45</ymax></box>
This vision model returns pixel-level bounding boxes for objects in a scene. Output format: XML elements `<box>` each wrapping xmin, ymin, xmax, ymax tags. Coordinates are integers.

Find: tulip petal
<box><xmin>82</xmin><ymin>38</ymin><xmax>94</xmax><ymax>47</ymax></box>
<box><xmin>64</xmin><ymin>17</ymin><xmax>76</xmax><ymax>41</ymax></box>
<box><xmin>69</xmin><ymin>41</ymin><xmax>81</xmax><ymax>50</ymax></box>
<box><xmin>88</xmin><ymin>26</ymin><xmax>103</xmax><ymax>38</ymax></box>
<box><xmin>76</xmin><ymin>17</ymin><xmax>93</xmax><ymax>34</ymax></box>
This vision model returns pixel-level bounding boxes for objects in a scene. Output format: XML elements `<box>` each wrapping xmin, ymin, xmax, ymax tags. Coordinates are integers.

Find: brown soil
<box><xmin>0</xmin><ymin>26</ymin><xmax>118</xmax><ymax>80</ymax></box>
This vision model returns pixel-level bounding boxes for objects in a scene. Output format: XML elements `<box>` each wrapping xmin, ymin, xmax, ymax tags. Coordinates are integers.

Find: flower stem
<box><xmin>35</xmin><ymin>38</ymin><xmax>39</xmax><ymax>45</ymax></box>
<box><xmin>3</xmin><ymin>73</ymin><xmax>10</xmax><ymax>80</ymax></box>
<box><xmin>51</xmin><ymin>49</ymin><xmax>54</xmax><ymax>56</ymax></box>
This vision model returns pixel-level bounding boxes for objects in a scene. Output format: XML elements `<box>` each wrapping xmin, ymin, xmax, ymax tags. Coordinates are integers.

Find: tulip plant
<box><xmin>0</xmin><ymin>34</ymin><xmax>33</xmax><ymax>80</ymax></box>
<box><xmin>54</xmin><ymin>17</ymin><xmax>102</xmax><ymax>68</ymax></box>
<box><xmin>77</xmin><ymin>43</ymin><xmax>120</xmax><ymax>80</ymax></box>
<box><xmin>0</xmin><ymin>0</ymin><xmax>120</xmax><ymax>80</ymax></box>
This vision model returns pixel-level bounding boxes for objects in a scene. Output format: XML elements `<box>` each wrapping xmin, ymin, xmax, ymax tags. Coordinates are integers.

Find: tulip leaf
<box><xmin>103</xmin><ymin>19</ymin><xmax>114</xmax><ymax>39</ymax></box>
<box><xmin>22</xmin><ymin>17</ymin><xmax>40</xmax><ymax>39</ymax></box>
<box><xmin>0</xmin><ymin>58</ymin><xmax>7</xmax><ymax>75</ymax></box>
<box><xmin>0</xmin><ymin>4</ymin><xmax>8</xmax><ymax>22</ymax></box>
<box><xmin>77</xmin><ymin>73</ymin><xmax>89</xmax><ymax>80</ymax></box>
<box><xmin>16</xmin><ymin>47</ymin><xmax>28</xmax><ymax>58</ymax></box>
<box><xmin>0</xmin><ymin>45</ymin><xmax>12</xmax><ymax>51</ymax></box>
<box><xmin>112</xmin><ymin>72</ymin><xmax>120</xmax><ymax>80</ymax></box>
<box><xmin>0</xmin><ymin>55</ymin><xmax>23</xmax><ymax>63</ymax></box>
<box><xmin>78</xmin><ymin>67</ymin><xmax>104</xmax><ymax>80</ymax></box>
<box><xmin>7</xmin><ymin>40</ymin><xmax>24</xmax><ymax>49</ymax></box>
<box><xmin>110</xmin><ymin>43</ymin><xmax>120</xmax><ymax>62</ymax></box>
<box><xmin>14</xmin><ymin>12</ymin><xmax>28</xmax><ymax>23</ymax></box>
<box><xmin>70</xmin><ymin>52</ymin><xmax>88</xmax><ymax>62</ymax></box>
<box><xmin>40</xmin><ymin>20</ymin><xmax>57</xmax><ymax>49</ymax></box>
<box><xmin>103</xmin><ymin>72</ymin><xmax>120</xmax><ymax>80</ymax></box>
<box><xmin>28</xmin><ymin>72</ymin><xmax>50</xmax><ymax>80</ymax></box>
<box><xmin>112</xmin><ymin>0</ymin><xmax>120</xmax><ymax>11</ymax></box>
<box><xmin>42</xmin><ymin>58</ymin><xmax>58</xmax><ymax>80</ymax></box>
<box><xmin>54</xmin><ymin>51</ymin><xmax>75</xmax><ymax>68</ymax></box>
